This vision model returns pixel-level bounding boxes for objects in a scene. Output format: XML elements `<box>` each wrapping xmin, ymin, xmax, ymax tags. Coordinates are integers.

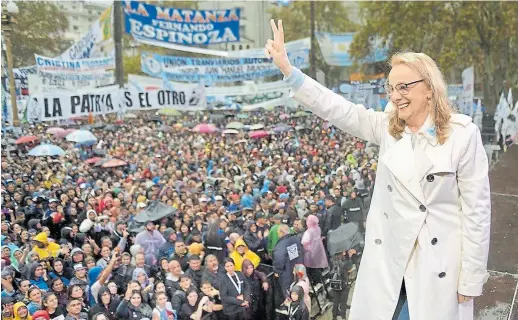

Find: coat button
<box><xmin>426</xmin><ymin>174</ymin><xmax>434</xmax><ymax>182</ymax></box>
<box><xmin>431</xmin><ymin>238</ymin><xmax>438</xmax><ymax>245</ymax></box>
<box><xmin>387</xmin><ymin>185</ymin><xmax>393</xmax><ymax>192</ymax></box>
<box><xmin>374</xmin><ymin>239</ymin><xmax>382</xmax><ymax>245</ymax></box>
<box><xmin>438</xmin><ymin>272</ymin><xmax>446</xmax><ymax>278</ymax></box>
<box><xmin>419</xmin><ymin>205</ymin><xmax>426</xmax><ymax>212</ymax></box>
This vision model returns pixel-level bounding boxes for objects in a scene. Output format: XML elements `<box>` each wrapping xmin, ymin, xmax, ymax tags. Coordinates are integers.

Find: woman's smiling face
<box><xmin>388</xmin><ymin>64</ymin><xmax>431</xmax><ymax>124</ymax></box>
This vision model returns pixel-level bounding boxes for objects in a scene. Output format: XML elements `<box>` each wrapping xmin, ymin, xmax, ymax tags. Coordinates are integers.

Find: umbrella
<box><xmin>80</xmin><ymin>125</ymin><xmax>93</xmax><ymax>131</ymax></box>
<box><xmin>327</xmin><ymin>222</ymin><xmax>364</xmax><ymax>255</ymax></box>
<box><xmin>223</xmin><ymin>129</ymin><xmax>239</xmax><ymax>135</ymax></box>
<box><xmin>226</xmin><ymin>122</ymin><xmax>245</xmax><ymax>130</ymax></box>
<box><xmin>249</xmin><ymin>130</ymin><xmax>270</xmax><ymax>139</ymax></box>
<box><xmin>295</xmin><ymin>125</ymin><xmax>307</xmax><ymax>131</ymax></box>
<box><xmin>237</xmin><ymin>113</ymin><xmax>249</xmax><ymax>119</ymax></box>
<box><xmin>92</xmin><ymin>123</ymin><xmax>105</xmax><ymax>129</ymax></box>
<box><xmin>46</xmin><ymin>127</ymin><xmax>65</xmax><ymax>135</ymax></box>
<box><xmin>99</xmin><ymin>158</ymin><xmax>127</xmax><ymax>168</ymax></box>
<box><xmin>158</xmin><ymin>108</ymin><xmax>181</xmax><ymax>116</ymax></box>
<box><xmin>15</xmin><ymin>136</ymin><xmax>38</xmax><ymax>144</ymax></box>
<box><xmin>93</xmin><ymin>149</ymin><xmax>107</xmax><ymax>156</ymax></box>
<box><xmin>124</xmin><ymin>113</ymin><xmax>137</xmax><ymax>119</ymax></box>
<box><xmin>55</xmin><ymin>129</ymin><xmax>77</xmax><ymax>139</ymax></box>
<box><xmin>192</xmin><ymin>124</ymin><xmax>218</xmax><ymax>133</ymax></box>
<box><xmin>66</xmin><ymin>130</ymin><xmax>97</xmax><ymax>143</ymax></box>
<box><xmin>27</xmin><ymin>144</ymin><xmax>65</xmax><ymax>157</ymax></box>
<box><xmin>234</xmin><ymin>139</ymin><xmax>247</xmax><ymax>145</ymax></box>
<box><xmin>69</xmin><ymin>116</ymin><xmax>88</xmax><ymax>121</ymax></box>
<box><xmin>173</xmin><ymin>123</ymin><xmax>183</xmax><ymax>129</ymax></box>
<box><xmin>249</xmin><ymin>124</ymin><xmax>265</xmax><ymax>131</ymax></box>
<box><xmin>85</xmin><ymin>157</ymin><xmax>103</xmax><ymax>164</ymax></box>
<box><xmin>273</xmin><ymin>124</ymin><xmax>291</xmax><ymax>133</ymax></box>
<box><xmin>134</xmin><ymin>201</ymin><xmax>177</xmax><ymax>223</ymax></box>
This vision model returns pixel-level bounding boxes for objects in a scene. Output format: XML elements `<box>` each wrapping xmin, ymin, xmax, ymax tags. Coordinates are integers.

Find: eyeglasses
<box><xmin>384</xmin><ymin>79</ymin><xmax>424</xmax><ymax>96</ymax></box>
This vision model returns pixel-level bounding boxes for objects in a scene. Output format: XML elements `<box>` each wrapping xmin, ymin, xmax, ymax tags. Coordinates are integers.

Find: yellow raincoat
<box><xmin>230</xmin><ymin>239</ymin><xmax>260</xmax><ymax>271</ymax></box>
<box><xmin>13</xmin><ymin>302</ymin><xmax>32</xmax><ymax>320</ymax></box>
<box><xmin>32</xmin><ymin>232</ymin><xmax>60</xmax><ymax>260</ymax></box>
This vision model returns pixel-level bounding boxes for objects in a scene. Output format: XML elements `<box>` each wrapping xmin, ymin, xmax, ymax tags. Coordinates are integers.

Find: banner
<box><xmin>127</xmin><ymin>74</ymin><xmax>294</xmax><ymax>111</ymax></box>
<box><xmin>37</xmin><ymin>71</ymin><xmax>115</xmax><ymax>90</ymax></box>
<box><xmin>141</xmin><ymin>49</ymin><xmax>309</xmax><ymax>84</ymax></box>
<box><xmin>59</xmin><ymin>5</ymin><xmax>114</xmax><ymax>60</ymax></box>
<box><xmin>135</xmin><ymin>36</ymin><xmax>310</xmax><ymax>58</ymax></box>
<box><xmin>35</xmin><ymin>54</ymin><xmax>115</xmax><ymax>73</ymax></box>
<box><xmin>124</xmin><ymin>84</ymin><xmax>206</xmax><ymax>111</ymax></box>
<box><xmin>33</xmin><ymin>85</ymin><xmax>120</xmax><ymax>121</ymax></box>
<box><xmin>337</xmin><ymin>78</ymin><xmax>387</xmax><ymax>110</ymax></box>
<box><xmin>315</xmin><ymin>32</ymin><xmax>388</xmax><ymax>66</ymax></box>
<box><xmin>124</xmin><ymin>1</ymin><xmax>240</xmax><ymax>46</ymax></box>
<box><xmin>11</xmin><ymin>66</ymin><xmax>37</xmax><ymax>99</ymax></box>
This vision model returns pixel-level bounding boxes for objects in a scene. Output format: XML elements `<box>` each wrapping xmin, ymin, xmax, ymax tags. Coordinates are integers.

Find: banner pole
<box><xmin>114</xmin><ymin>0</ymin><xmax>124</xmax><ymax>87</ymax></box>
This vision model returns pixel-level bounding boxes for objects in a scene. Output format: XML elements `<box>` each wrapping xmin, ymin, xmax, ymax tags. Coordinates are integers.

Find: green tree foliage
<box><xmin>349</xmin><ymin>1</ymin><xmax>518</xmax><ymax>111</ymax></box>
<box><xmin>9</xmin><ymin>2</ymin><xmax>69</xmax><ymax>67</ymax></box>
<box><xmin>269</xmin><ymin>2</ymin><xmax>358</xmax><ymax>85</ymax></box>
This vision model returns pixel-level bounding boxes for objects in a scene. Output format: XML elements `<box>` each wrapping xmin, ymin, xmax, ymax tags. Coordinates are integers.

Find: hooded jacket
<box><xmin>229</xmin><ymin>239</ymin><xmax>261</xmax><ymax>271</ymax></box>
<box><xmin>13</xmin><ymin>302</ymin><xmax>33</xmax><ymax>320</ymax></box>
<box><xmin>89</xmin><ymin>286</ymin><xmax>118</xmax><ymax>320</ymax></box>
<box><xmin>32</xmin><ymin>233</ymin><xmax>60</xmax><ymax>260</ymax></box>
<box><xmin>28</xmin><ymin>262</ymin><xmax>49</xmax><ymax>290</ymax></box>
<box><xmin>243</xmin><ymin>221</ymin><xmax>264</xmax><ymax>253</ymax></box>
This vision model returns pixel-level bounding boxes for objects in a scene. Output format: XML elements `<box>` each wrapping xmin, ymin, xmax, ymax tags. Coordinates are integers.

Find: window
<box><xmin>73</xmin><ymin>26</ymin><xmax>79</xmax><ymax>31</ymax></box>
<box><xmin>246</xmin><ymin>45</ymin><xmax>250</xmax><ymax>49</ymax></box>
<box><xmin>239</xmin><ymin>25</ymin><xmax>245</xmax><ymax>35</ymax></box>
<box><xmin>238</xmin><ymin>7</ymin><xmax>245</xmax><ymax>18</ymax></box>
<box><xmin>231</xmin><ymin>45</ymin><xmax>236</xmax><ymax>51</ymax></box>
<box><xmin>239</xmin><ymin>45</ymin><xmax>243</xmax><ymax>50</ymax></box>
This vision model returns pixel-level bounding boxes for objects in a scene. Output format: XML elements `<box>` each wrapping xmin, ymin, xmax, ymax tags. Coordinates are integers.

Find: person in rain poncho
<box><xmin>229</xmin><ymin>238</ymin><xmax>261</xmax><ymax>271</ymax></box>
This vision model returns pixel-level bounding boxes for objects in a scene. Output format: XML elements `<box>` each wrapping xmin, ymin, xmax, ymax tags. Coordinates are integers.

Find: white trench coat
<box><xmin>292</xmin><ymin>76</ymin><xmax>491</xmax><ymax>320</ymax></box>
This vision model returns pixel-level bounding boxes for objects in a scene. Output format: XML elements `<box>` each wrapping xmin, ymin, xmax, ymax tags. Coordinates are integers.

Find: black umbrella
<box><xmin>327</xmin><ymin>222</ymin><xmax>364</xmax><ymax>255</ymax></box>
<box><xmin>134</xmin><ymin>201</ymin><xmax>177</xmax><ymax>223</ymax></box>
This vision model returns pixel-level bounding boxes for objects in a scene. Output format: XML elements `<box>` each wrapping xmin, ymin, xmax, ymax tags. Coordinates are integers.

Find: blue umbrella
<box><xmin>28</xmin><ymin>144</ymin><xmax>65</xmax><ymax>157</ymax></box>
<box><xmin>66</xmin><ymin>130</ymin><xmax>97</xmax><ymax>143</ymax></box>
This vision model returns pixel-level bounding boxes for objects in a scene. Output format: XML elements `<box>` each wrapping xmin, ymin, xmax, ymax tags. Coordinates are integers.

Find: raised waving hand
<box><xmin>265</xmin><ymin>19</ymin><xmax>292</xmax><ymax>77</ymax></box>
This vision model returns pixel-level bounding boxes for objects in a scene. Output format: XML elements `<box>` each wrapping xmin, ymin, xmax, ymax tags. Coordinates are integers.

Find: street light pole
<box><xmin>2</xmin><ymin>8</ymin><xmax>19</xmax><ymax>127</ymax></box>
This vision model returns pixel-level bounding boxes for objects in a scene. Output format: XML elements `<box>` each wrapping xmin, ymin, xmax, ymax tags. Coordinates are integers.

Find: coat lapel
<box><xmin>382</xmin><ymin>135</ymin><xmax>426</xmax><ymax>205</ymax></box>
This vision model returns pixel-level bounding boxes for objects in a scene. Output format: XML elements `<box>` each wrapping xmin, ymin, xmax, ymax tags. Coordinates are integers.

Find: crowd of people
<box><xmin>1</xmin><ymin>108</ymin><xmax>377</xmax><ymax>320</ymax></box>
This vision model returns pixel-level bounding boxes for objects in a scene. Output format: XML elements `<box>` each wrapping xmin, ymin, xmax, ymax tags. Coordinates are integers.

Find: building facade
<box><xmin>53</xmin><ymin>0</ymin><xmax>109</xmax><ymax>44</ymax></box>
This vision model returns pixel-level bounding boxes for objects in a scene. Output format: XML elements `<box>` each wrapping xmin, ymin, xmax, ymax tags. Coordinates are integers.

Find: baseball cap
<box><xmin>255</xmin><ymin>212</ymin><xmax>265</xmax><ymax>220</ymax></box>
<box><xmin>73</xmin><ymin>264</ymin><xmax>86</xmax><ymax>272</ymax></box>
<box><xmin>214</xmin><ymin>195</ymin><xmax>223</xmax><ymax>201</ymax></box>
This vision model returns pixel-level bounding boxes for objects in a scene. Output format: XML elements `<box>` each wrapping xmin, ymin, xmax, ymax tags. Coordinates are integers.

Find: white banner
<box><xmin>33</xmin><ymin>85</ymin><xmax>120</xmax><ymax>121</ymax></box>
<box><xmin>134</xmin><ymin>37</ymin><xmax>310</xmax><ymax>58</ymax></box>
<box><xmin>123</xmin><ymin>84</ymin><xmax>206</xmax><ymax>111</ymax></box>
<box><xmin>459</xmin><ymin>66</ymin><xmax>474</xmax><ymax>116</ymax></box>
<box><xmin>35</xmin><ymin>54</ymin><xmax>115</xmax><ymax>73</ymax></box>
<box><xmin>37</xmin><ymin>70</ymin><xmax>115</xmax><ymax>90</ymax></box>
<box><xmin>59</xmin><ymin>5</ymin><xmax>114</xmax><ymax>60</ymax></box>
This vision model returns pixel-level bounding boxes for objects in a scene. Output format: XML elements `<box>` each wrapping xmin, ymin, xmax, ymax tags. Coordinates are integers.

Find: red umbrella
<box><xmin>15</xmin><ymin>136</ymin><xmax>38</xmax><ymax>144</ymax></box>
<box><xmin>100</xmin><ymin>159</ymin><xmax>127</xmax><ymax>168</ymax></box>
<box><xmin>85</xmin><ymin>157</ymin><xmax>103</xmax><ymax>164</ymax></box>
<box><xmin>249</xmin><ymin>130</ymin><xmax>270</xmax><ymax>139</ymax></box>
<box><xmin>56</xmin><ymin>128</ymin><xmax>77</xmax><ymax>139</ymax></box>
<box><xmin>192</xmin><ymin>124</ymin><xmax>218</xmax><ymax>133</ymax></box>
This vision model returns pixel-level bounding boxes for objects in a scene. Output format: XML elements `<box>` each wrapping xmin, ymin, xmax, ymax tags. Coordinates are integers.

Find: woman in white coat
<box><xmin>265</xmin><ymin>20</ymin><xmax>491</xmax><ymax>320</ymax></box>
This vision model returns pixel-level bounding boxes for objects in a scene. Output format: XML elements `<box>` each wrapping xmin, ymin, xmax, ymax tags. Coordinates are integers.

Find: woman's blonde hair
<box><xmin>388</xmin><ymin>52</ymin><xmax>455</xmax><ymax>144</ymax></box>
